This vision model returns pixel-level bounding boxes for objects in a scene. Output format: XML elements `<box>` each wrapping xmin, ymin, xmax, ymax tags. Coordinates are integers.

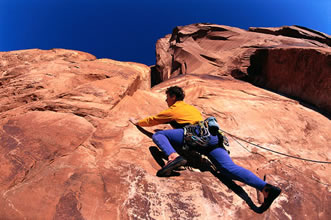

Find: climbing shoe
<box><xmin>156</xmin><ymin>156</ymin><xmax>187</xmax><ymax>177</ymax></box>
<box><xmin>259</xmin><ymin>184</ymin><xmax>281</xmax><ymax>213</ymax></box>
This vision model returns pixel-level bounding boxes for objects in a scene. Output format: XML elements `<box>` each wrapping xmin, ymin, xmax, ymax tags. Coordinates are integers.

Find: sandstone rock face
<box><xmin>0</xmin><ymin>44</ymin><xmax>330</xmax><ymax>219</ymax></box>
<box><xmin>247</xmin><ymin>47</ymin><xmax>331</xmax><ymax>115</ymax></box>
<box><xmin>249</xmin><ymin>25</ymin><xmax>331</xmax><ymax>46</ymax></box>
<box><xmin>154</xmin><ymin>23</ymin><xmax>331</xmax><ymax>114</ymax></box>
<box><xmin>0</xmin><ymin>49</ymin><xmax>150</xmax><ymax>118</ymax></box>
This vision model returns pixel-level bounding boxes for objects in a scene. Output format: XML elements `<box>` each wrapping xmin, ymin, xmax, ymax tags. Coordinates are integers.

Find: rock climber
<box><xmin>129</xmin><ymin>86</ymin><xmax>281</xmax><ymax>212</ymax></box>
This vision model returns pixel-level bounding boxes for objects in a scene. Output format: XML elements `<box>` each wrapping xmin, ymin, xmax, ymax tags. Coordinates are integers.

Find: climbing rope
<box><xmin>219</xmin><ymin>129</ymin><xmax>331</xmax><ymax>164</ymax></box>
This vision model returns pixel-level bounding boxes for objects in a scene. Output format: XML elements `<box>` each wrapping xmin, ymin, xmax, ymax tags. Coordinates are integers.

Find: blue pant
<box><xmin>152</xmin><ymin>129</ymin><xmax>266</xmax><ymax>191</ymax></box>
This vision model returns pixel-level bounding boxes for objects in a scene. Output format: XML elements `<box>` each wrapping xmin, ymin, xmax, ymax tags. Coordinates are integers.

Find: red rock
<box><xmin>246</xmin><ymin>47</ymin><xmax>331</xmax><ymax>115</ymax></box>
<box><xmin>154</xmin><ymin>23</ymin><xmax>331</xmax><ymax>114</ymax></box>
<box><xmin>0</xmin><ymin>35</ymin><xmax>330</xmax><ymax>219</ymax></box>
<box><xmin>249</xmin><ymin>25</ymin><xmax>331</xmax><ymax>46</ymax></box>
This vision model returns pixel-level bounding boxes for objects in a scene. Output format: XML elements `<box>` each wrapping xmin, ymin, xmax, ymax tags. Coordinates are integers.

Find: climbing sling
<box><xmin>183</xmin><ymin>117</ymin><xmax>229</xmax><ymax>153</ymax></box>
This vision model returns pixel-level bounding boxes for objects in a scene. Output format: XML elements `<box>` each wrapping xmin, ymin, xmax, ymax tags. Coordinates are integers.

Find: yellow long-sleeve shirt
<box><xmin>137</xmin><ymin>101</ymin><xmax>203</xmax><ymax>128</ymax></box>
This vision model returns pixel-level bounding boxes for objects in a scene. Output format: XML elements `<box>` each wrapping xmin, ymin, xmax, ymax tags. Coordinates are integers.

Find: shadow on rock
<box><xmin>149</xmin><ymin>146</ymin><xmax>167</xmax><ymax>167</ymax></box>
<box><xmin>150</xmin><ymin>146</ymin><xmax>261</xmax><ymax>212</ymax></box>
<box><xmin>137</xmin><ymin>125</ymin><xmax>261</xmax><ymax>213</ymax></box>
<box><xmin>211</xmin><ymin>170</ymin><xmax>261</xmax><ymax>213</ymax></box>
<box><xmin>135</xmin><ymin>125</ymin><xmax>154</xmax><ymax>138</ymax></box>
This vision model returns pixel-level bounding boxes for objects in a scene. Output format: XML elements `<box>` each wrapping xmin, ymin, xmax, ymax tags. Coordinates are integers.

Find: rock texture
<box><xmin>249</xmin><ymin>25</ymin><xmax>331</xmax><ymax>46</ymax></box>
<box><xmin>154</xmin><ymin>23</ymin><xmax>331</xmax><ymax>115</ymax></box>
<box><xmin>0</xmin><ymin>25</ymin><xmax>330</xmax><ymax>220</ymax></box>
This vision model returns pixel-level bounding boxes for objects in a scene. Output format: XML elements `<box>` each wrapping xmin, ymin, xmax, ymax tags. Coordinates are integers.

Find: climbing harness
<box><xmin>183</xmin><ymin>117</ymin><xmax>229</xmax><ymax>152</ymax></box>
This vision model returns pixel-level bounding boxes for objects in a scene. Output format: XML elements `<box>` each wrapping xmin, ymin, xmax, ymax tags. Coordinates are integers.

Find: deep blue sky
<box><xmin>1</xmin><ymin>0</ymin><xmax>330</xmax><ymax>65</ymax></box>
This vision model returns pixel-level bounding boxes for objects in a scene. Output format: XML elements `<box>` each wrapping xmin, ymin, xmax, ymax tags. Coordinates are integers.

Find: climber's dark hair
<box><xmin>166</xmin><ymin>86</ymin><xmax>185</xmax><ymax>101</ymax></box>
